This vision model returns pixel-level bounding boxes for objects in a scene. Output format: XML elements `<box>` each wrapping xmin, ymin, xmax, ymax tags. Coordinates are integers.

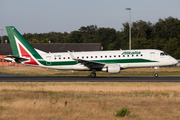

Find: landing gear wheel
<box><xmin>90</xmin><ymin>72</ymin><xmax>96</xmax><ymax>78</ymax></box>
<box><xmin>154</xmin><ymin>73</ymin><xmax>158</xmax><ymax>77</ymax></box>
<box><xmin>154</xmin><ymin>67</ymin><xmax>159</xmax><ymax>78</ymax></box>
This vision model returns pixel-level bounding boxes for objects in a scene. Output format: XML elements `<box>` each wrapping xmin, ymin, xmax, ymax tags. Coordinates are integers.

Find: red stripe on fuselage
<box><xmin>18</xmin><ymin>43</ymin><xmax>39</xmax><ymax>65</ymax></box>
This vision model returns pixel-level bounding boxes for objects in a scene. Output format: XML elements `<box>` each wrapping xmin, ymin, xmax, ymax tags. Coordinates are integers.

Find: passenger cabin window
<box><xmin>136</xmin><ymin>55</ymin><xmax>138</xmax><ymax>57</ymax></box>
<box><xmin>77</xmin><ymin>57</ymin><xmax>79</xmax><ymax>59</ymax></box>
<box><xmin>127</xmin><ymin>55</ymin><xmax>129</xmax><ymax>57</ymax></box>
<box><xmin>132</xmin><ymin>55</ymin><xmax>134</xmax><ymax>57</ymax></box>
<box><xmin>95</xmin><ymin>56</ymin><xmax>97</xmax><ymax>58</ymax></box>
<box><xmin>114</xmin><ymin>55</ymin><xmax>116</xmax><ymax>57</ymax></box>
<box><xmin>68</xmin><ymin>57</ymin><xmax>70</xmax><ymax>59</ymax></box>
<box><xmin>118</xmin><ymin>55</ymin><xmax>120</xmax><ymax>57</ymax></box>
<box><xmin>82</xmin><ymin>56</ymin><xmax>84</xmax><ymax>59</ymax></box>
<box><xmin>101</xmin><ymin>56</ymin><xmax>103</xmax><ymax>58</ymax></box>
<box><xmin>86</xmin><ymin>56</ymin><xmax>88</xmax><ymax>58</ymax></box>
<box><xmin>105</xmin><ymin>56</ymin><xmax>107</xmax><ymax>58</ymax></box>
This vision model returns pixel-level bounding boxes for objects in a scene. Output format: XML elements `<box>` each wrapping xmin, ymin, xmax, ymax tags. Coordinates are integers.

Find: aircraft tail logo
<box><xmin>6</xmin><ymin>26</ymin><xmax>42</xmax><ymax>65</ymax></box>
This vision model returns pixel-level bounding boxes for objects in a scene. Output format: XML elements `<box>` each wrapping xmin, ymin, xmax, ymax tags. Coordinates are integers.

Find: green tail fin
<box><xmin>6</xmin><ymin>26</ymin><xmax>42</xmax><ymax>59</ymax></box>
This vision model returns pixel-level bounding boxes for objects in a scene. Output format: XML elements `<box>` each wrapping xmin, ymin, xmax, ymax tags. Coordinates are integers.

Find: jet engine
<box><xmin>101</xmin><ymin>65</ymin><xmax>121</xmax><ymax>73</ymax></box>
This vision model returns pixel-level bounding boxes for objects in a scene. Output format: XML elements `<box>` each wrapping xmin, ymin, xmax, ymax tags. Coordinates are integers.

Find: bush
<box><xmin>115</xmin><ymin>106</ymin><xmax>130</xmax><ymax>117</ymax></box>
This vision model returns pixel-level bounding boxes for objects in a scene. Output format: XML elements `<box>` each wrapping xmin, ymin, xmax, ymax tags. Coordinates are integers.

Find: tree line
<box><xmin>3</xmin><ymin>16</ymin><xmax>180</xmax><ymax>59</ymax></box>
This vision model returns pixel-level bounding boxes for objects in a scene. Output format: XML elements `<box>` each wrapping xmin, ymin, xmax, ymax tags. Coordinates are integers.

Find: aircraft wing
<box><xmin>68</xmin><ymin>51</ymin><xmax>105</xmax><ymax>69</ymax></box>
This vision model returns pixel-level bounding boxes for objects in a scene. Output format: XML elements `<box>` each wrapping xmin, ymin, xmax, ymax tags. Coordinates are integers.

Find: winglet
<box><xmin>68</xmin><ymin>51</ymin><xmax>77</xmax><ymax>60</ymax></box>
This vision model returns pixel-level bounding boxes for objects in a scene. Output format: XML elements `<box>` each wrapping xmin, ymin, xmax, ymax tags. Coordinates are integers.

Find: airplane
<box><xmin>5</xmin><ymin>26</ymin><xmax>178</xmax><ymax>77</ymax></box>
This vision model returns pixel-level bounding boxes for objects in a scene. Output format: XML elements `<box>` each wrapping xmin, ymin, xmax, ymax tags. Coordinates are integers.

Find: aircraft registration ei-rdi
<box><xmin>4</xmin><ymin>26</ymin><xmax>178</xmax><ymax>77</ymax></box>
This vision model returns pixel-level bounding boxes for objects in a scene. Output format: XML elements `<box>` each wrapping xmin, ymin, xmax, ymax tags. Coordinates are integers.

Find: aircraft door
<box><xmin>46</xmin><ymin>56</ymin><xmax>51</xmax><ymax>65</ymax></box>
<box><xmin>150</xmin><ymin>52</ymin><xmax>155</xmax><ymax>61</ymax></box>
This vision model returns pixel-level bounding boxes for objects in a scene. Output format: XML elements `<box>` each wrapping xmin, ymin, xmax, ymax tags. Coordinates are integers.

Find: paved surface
<box><xmin>0</xmin><ymin>73</ymin><xmax>180</xmax><ymax>82</ymax></box>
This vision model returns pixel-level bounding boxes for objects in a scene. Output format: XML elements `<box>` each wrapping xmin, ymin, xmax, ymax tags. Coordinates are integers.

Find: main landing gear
<box><xmin>154</xmin><ymin>67</ymin><xmax>159</xmax><ymax>77</ymax></box>
<box><xmin>90</xmin><ymin>71</ymin><xmax>96</xmax><ymax>78</ymax></box>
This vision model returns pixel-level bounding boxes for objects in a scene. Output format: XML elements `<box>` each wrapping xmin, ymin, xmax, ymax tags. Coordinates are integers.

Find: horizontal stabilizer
<box><xmin>6</xmin><ymin>55</ymin><xmax>30</xmax><ymax>62</ymax></box>
<box><xmin>4</xmin><ymin>57</ymin><xmax>15</xmax><ymax>62</ymax></box>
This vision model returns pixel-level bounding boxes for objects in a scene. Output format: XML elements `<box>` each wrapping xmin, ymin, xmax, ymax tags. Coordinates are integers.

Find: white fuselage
<box><xmin>34</xmin><ymin>49</ymin><xmax>178</xmax><ymax>71</ymax></box>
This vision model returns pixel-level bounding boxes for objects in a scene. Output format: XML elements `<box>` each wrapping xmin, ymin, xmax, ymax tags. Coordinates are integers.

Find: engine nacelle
<box><xmin>101</xmin><ymin>65</ymin><xmax>121</xmax><ymax>73</ymax></box>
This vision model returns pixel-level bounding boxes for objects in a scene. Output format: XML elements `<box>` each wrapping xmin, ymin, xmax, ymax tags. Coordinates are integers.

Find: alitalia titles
<box><xmin>121</xmin><ymin>51</ymin><xmax>141</xmax><ymax>55</ymax></box>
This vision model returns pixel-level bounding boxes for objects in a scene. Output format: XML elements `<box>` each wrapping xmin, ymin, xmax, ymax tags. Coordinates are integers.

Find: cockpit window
<box><xmin>160</xmin><ymin>52</ymin><xmax>168</xmax><ymax>56</ymax></box>
<box><xmin>164</xmin><ymin>52</ymin><xmax>168</xmax><ymax>55</ymax></box>
<box><xmin>160</xmin><ymin>52</ymin><xmax>164</xmax><ymax>56</ymax></box>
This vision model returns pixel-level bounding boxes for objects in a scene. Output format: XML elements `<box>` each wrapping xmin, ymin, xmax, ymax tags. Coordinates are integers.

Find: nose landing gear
<box><xmin>154</xmin><ymin>73</ymin><xmax>158</xmax><ymax>77</ymax></box>
<box><xmin>154</xmin><ymin>67</ymin><xmax>159</xmax><ymax>77</ymax></box>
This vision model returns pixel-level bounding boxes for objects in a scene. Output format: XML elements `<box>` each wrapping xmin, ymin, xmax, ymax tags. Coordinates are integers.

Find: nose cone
<box><xmin>175</xmin><ymin>59</ymin><xmax>178</xmax><ymax>65</ymax></box>
<box><xmin>172</xmin><ymin>58</ymin><xmax>178</xmax><ymax>65</ymax></box>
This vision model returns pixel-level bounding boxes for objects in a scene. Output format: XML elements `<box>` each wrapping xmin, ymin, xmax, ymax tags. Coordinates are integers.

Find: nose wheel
<box><xmin>154</xmin><ymin>67</ymin><xmax>159</xmax><ymax>77</ymax></box>
<box><xmin>90</xmin><ymin>71</ymin><xmax>96</xmax><ymax>78</ymax></box>
<box><xmin>154</xmin><ymin>73</ymin><xmax>158</xmax><ymax>77</ymax></box>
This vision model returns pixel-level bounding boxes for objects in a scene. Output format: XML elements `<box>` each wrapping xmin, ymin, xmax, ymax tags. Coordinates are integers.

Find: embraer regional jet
<box><xmin>4</xmin><ymin>26</ymin><xmax>178</xmax><ymax>77</ymax></box>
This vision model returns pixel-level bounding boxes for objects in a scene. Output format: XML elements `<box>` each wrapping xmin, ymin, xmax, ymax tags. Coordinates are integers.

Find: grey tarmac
<box><xmin>0</xmin><ymin>73</ymin><xmax>180</xmax><ymax>82</ymax></box>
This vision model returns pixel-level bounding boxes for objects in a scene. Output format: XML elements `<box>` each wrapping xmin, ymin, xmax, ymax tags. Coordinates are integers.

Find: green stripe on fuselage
<box><xmin>92</xmin><ymin>58</ymin><xmax>157</xmax><ymax>63</ymax></box>
<box><xmin>38</xmin><ymin>60</ymin><xmax>78</xmax><ymax>66</ymax></box>
<box><xmin>38</xmin><ymin>58</ymin><xmax>158</xmax><ymax>66</ymax></box>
